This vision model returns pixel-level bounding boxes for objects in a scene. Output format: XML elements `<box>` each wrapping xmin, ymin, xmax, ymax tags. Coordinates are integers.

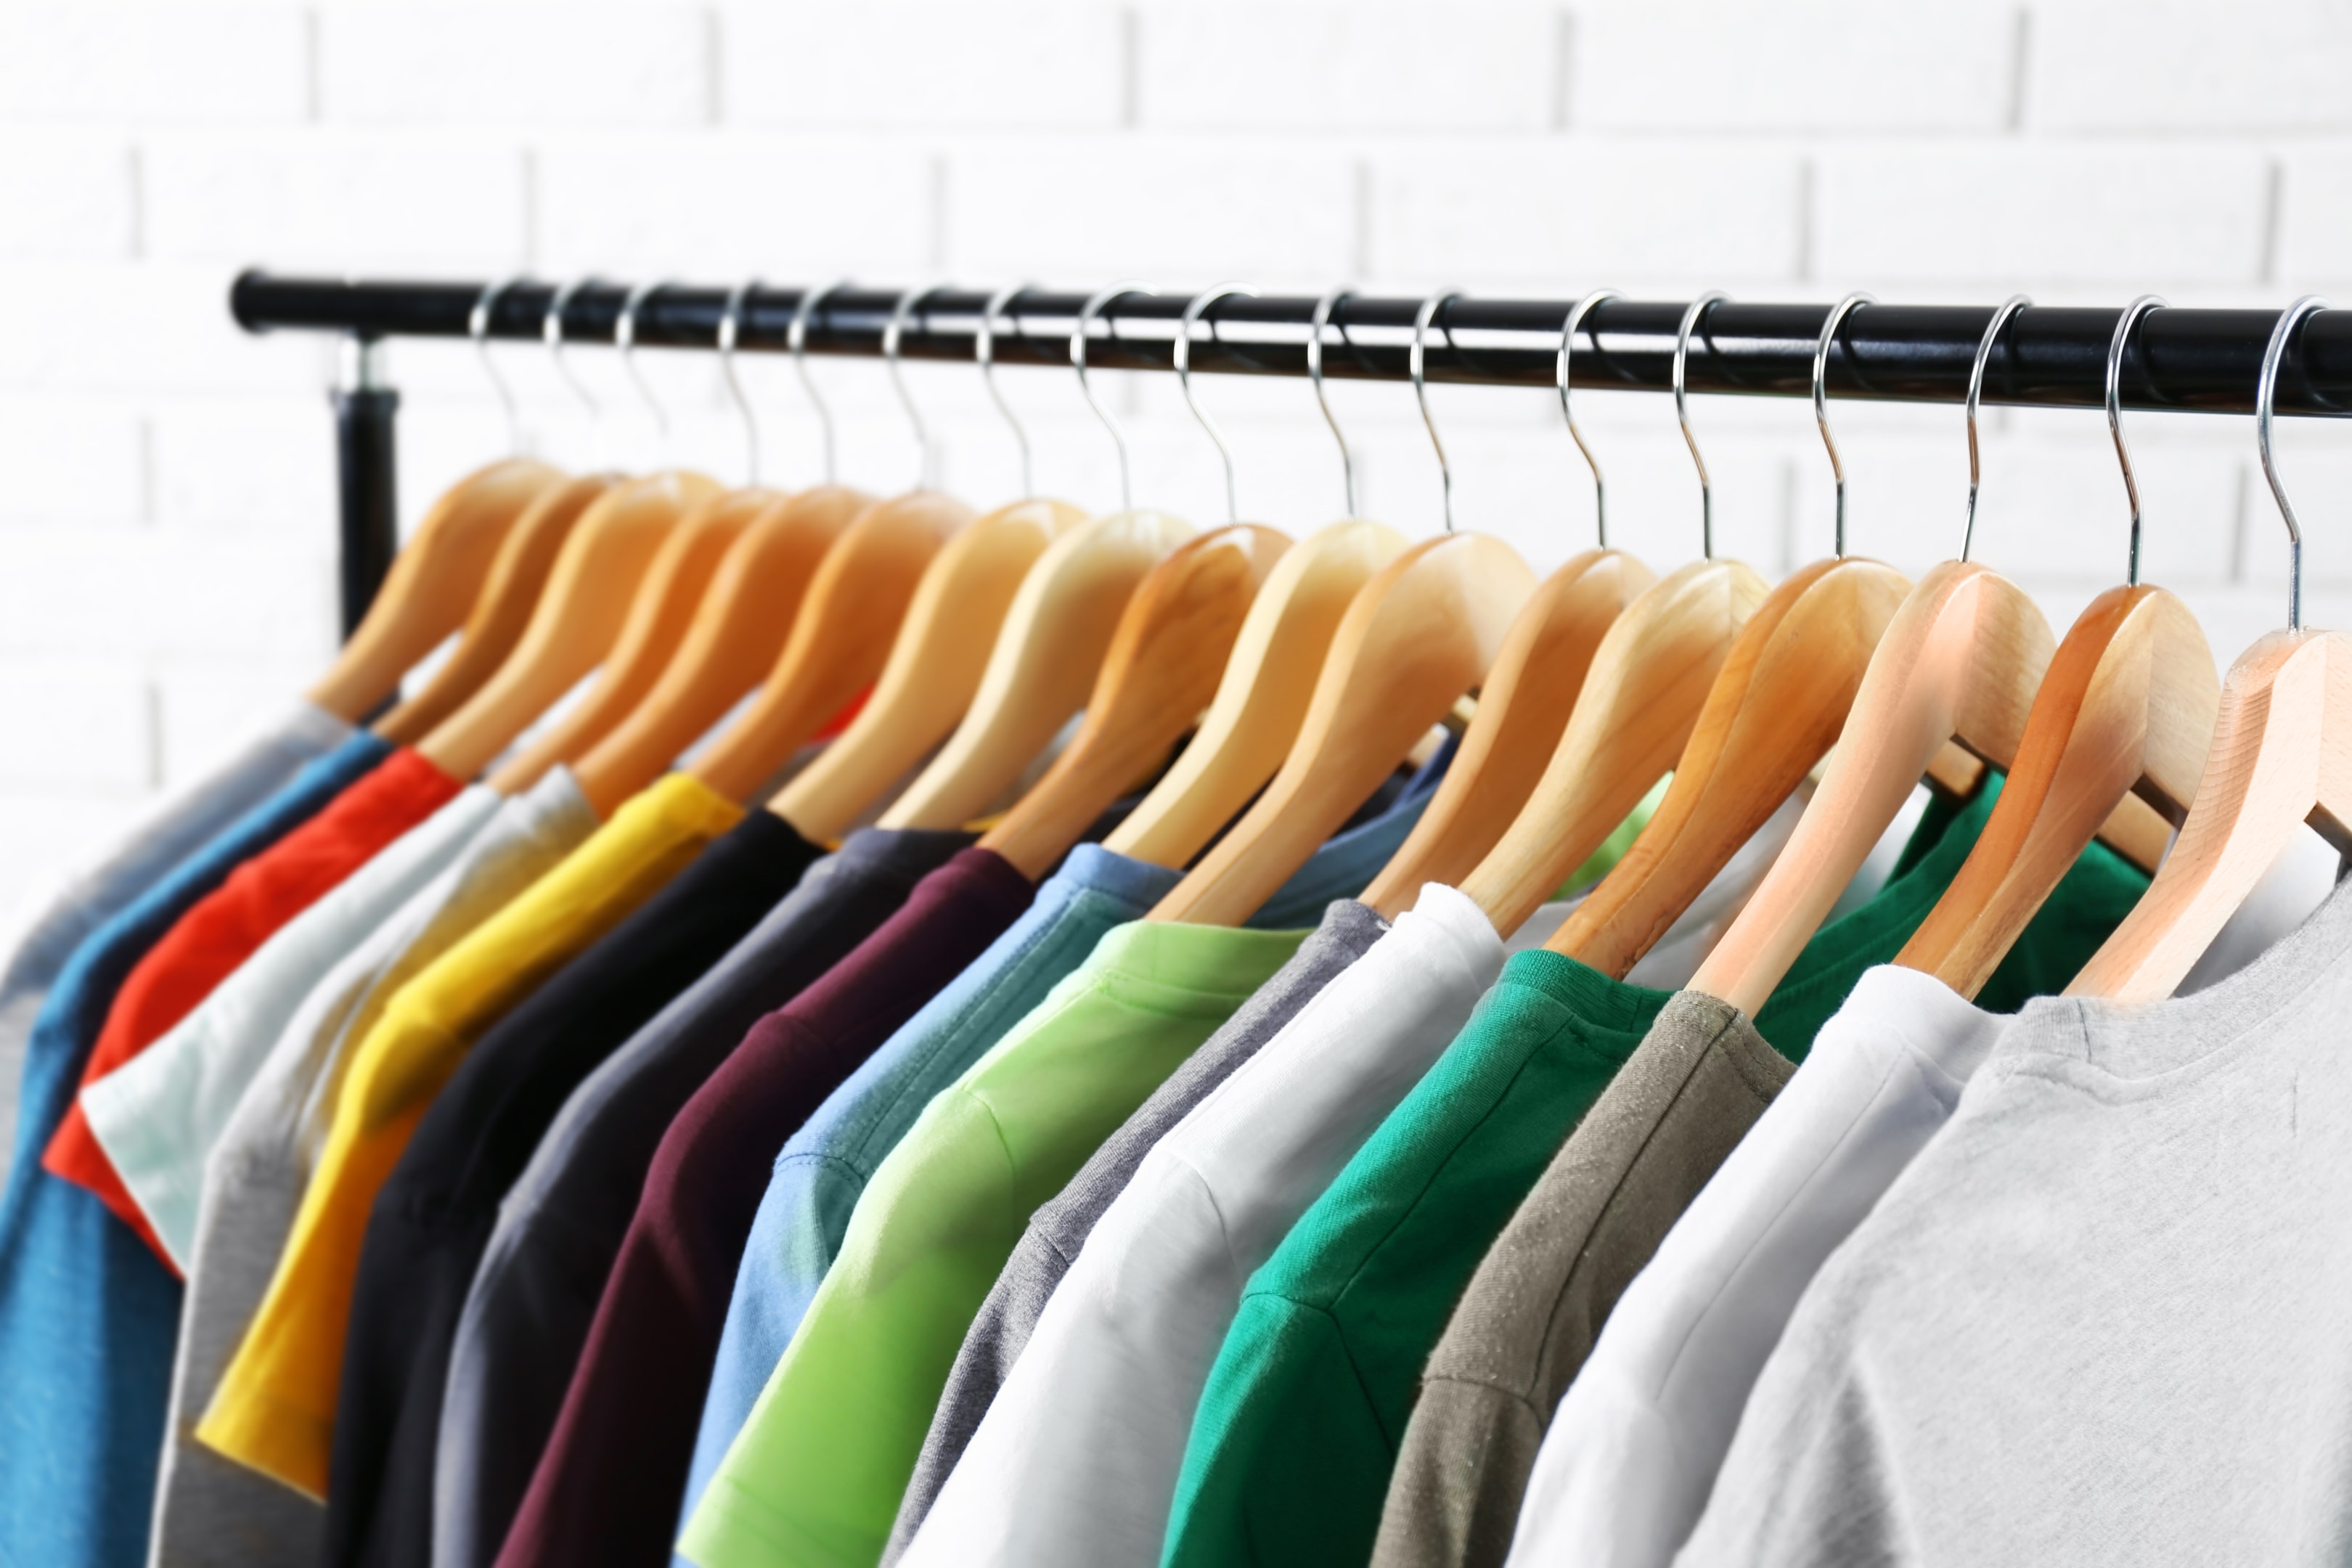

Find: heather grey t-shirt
<box><xmin>1681</xmin><ymin>868</ymin><xmax>2352</xmax><ymax>1567</ymax></box>
<box><xmin>880</xmin><ymin>897</ymin><xmax>1390</xmax><ymax>1564</ymax></box>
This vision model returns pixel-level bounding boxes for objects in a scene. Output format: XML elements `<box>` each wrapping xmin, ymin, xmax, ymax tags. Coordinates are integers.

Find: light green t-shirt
<box><xmin>679</xmin><ymin>918</ymin><xmax>1309</xmax><ymax>1568</ymax></box>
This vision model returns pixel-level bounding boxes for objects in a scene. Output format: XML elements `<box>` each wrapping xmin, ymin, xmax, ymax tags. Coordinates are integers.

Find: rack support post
<box><xmin>332</xmin><ymin>334</ymin><xmax>399</xmax><ymax>642</ymax></box>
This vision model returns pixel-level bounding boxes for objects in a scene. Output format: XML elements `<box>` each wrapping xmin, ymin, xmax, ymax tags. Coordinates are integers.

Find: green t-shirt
<box><xmin>679</xmin><ymin>918</ymin><xmax>1307</xmax><ymax>1568</ymax></box>
<box><xmin>1161</xmin><ymin>774</ymin><xmax>2151</xmax><ymax>1568</ymax></box>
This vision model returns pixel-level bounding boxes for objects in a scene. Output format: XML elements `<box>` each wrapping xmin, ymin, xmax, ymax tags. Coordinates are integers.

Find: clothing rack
<box><xmin>228</xmin><ymin>271</ymin><xmax>2352</xmax><ymax>637</ymax></box>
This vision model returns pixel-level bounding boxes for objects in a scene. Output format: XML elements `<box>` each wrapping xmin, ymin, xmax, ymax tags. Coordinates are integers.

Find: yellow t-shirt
<box><xmin>197</xmin><ymin>772</ymin><xmax>743</xmax><ymax>1497</ymax></box>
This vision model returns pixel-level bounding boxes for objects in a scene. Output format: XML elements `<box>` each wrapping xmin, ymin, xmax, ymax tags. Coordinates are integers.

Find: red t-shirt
<box><xmin>42</xmin><ymin>747</ymin><xmax>463</xmax><ymax>1268</ymax></box>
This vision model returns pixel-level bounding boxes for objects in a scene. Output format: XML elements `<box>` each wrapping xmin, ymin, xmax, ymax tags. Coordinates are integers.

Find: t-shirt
<box><xmin>45</xmin><ymin>747</ymin><xmax>464</xmax><ymax>1260</ymax></box>
<box><xmin>1159</xmin><ymin>783</ymin><xmax>2012</xmax><ymax>1568</ymax></box>
<box><xmin>151</xmin><ymin>769</ymin><xmax>600</xmax><ymax>1568</ymax></box>
<box><xmin>679</xmin><ymin>918</ymin><xmax>1309</xmax><ymax>1568</ymax></box>
<box><xmin>893</xmin><ymin>795</ymin><xmax>1810</xmax><ymax>1568</ymax></box>
<box><xmin>1378</xmin><ymin>790</ymin><xmax>2150</xmax><ymax>1568</ymax></box>
<box><xmin>1678</xmin><ymin>868</ymin><xmax>2352</xmax><ymax>1566</ymax></box>
<box><xmin>1506</xmin><ymin>968</ymin><xmax>2004</xmax><ymax>1568</ymax></box>
<box><xmin>883</xmin><ymin>899</ymin><xmax>1392</xmax><ymax>1564</ymax></box>
<box><xmin>0</xmin><ymin>701</ymin><xmax>349</xmax><ymax>1167</ymax></box>
<box><xmin>198</xmin><ymin>772</ymin><xmax>745</xmax><ymax>1500</ymax></box>
<box><xmin>432</xmin><ymin>828</ymin><xmax>974</xmax><ymax>1568</ymax></box>
<box><xmin>682</xmin><ymin>799</ymin><xmax>1453</xmax><ymax>1547</ymax></box>
<box><xmin>83</xmin><ymin>785</ymin><xmax>504</xmax><ymax>1272</ymax></box>
<box><xmin>327</xmin><ymin>811</ymin><xmax>824</xmax><ymax>1568</ymax></box>
<box><xmin>497</xmin><ymin>847</ymin><xmax>1036</xmax><ymax>1568</ymax></box>
<box><xmin>0</xmin><ymin>729</ymin><xmax>386</xmax><ymax>1568</ymax></box>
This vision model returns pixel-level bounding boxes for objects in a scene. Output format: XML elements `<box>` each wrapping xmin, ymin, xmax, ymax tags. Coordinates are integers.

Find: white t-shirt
<box><xmin>899</xmin><ymin>798</ymin><xmax>1806</xmax><ymax>1568</ymax></box>
<box><xmin>82</xmin><ymin>785</ymin><xmax>504</xmax><ymax>1270</ymax></box>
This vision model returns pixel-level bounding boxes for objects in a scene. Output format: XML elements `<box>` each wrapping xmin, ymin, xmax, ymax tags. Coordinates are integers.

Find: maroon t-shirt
<box><xmin>493</xmin><ymin>846</ymin><xmax>1034</xmax><ymax>1568</ymax></box>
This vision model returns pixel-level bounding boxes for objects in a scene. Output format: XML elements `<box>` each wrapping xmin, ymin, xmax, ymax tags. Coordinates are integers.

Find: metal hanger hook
<box><xmin>1813</xmin><ymin>292</ymin><xmax>1875</xmax><ymax>559</ymax></box>
<box><xmin>885</xmin><ymin>285</ymin><xmax>943</xmax><ymax>492</ymax></box>
<box><xmin>615</xmin><ymin>279</ymin><xmax>674</xmax><ymax>468</ymax></box>
<box><xmin>543</xmin><ymin>277</ymin><xmax>605</xmax><ymax>467</ymax></box>
<box><xmin>2107</xmin><ymin>294</ymin><xmax>2166</xmax><ymax>587</ymax></box>
<box><xmin>978</xmin><ymin>282</ymin><xmax>1037</xmax><ymax>498</ymax></box>
<box><xmin>2259</xmin><ymin>295</ymin><xmax>2328</xmax><ymax>632</ymax></box>
<box><xmin>1308</xmin><ymin>287</ymin><xmax>1358</xmax><ymax>516</ymax></box>
<box><xmin>718</xmin><ymin>279</ymin><xmax>763</xmax><ymax>486</ymax></box>
<box><xmin>1175</xmin><ymin>282</ymin><xmax>1259</xmax><ymax>524</ymax></box>
<box><xmin>1962</xmin><ymin>295</ymin><xmax>2030</xmax><ymax>564</ymax></box>
<box><xmin>788</xmin><ymin>279</ymin><xmax>849</xmax><ymax>486</ymax></box>
<box><xmin>1559</xmin><ymin>288</ymin><xmax>1620</xmax><ymax>549</ymax></box>
<box><xmin>1411</xmin><ymin>290</ymin><xmax>1463</xmax><ymax>534</ymax></box>
<box><xmin>1675</xmin><ymin>292</ymin><xmax>1729</xmax><ymax>559</ymax></box>
<box><xmin>468</xmin><ymin>277</ymin><xmax>526</xmax><ymax>456</ymax></box>
<box><xmin>1072</xmin><ymin>281</ymin><xmax>1159</xmax><ymax>513</ymax></box>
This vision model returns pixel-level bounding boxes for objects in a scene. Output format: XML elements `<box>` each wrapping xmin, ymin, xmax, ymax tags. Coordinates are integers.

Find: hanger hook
<box><xmin>1073</xmin><ymin>281</ymin><xmax>1158</xmax><ymax>513</ymax></box>
<box><xmin>2260</xmin><ymin>295</ymin><xmax>2328</xmax><ymax>632</ymax></box>
<box><xmin>1308</xmin><ymin>287</ymin><xmax>1358</xmax><ymax>516</ymax></box>
<box><xmin>789</xmin><ymin>280</ymin><xmax>849</xmax><ymax>486</ymax></box>
<box><xmin>1813</xmin><ymin>292</ymin><xmax>1875</xmax><ymax>558</ymax></box>
<box><xmin>469</xmin><ymin>277</ymin><xmax>526</xmax><ymax>456</ymax></box>
<box><xmin>978</xmin><ymin>283</ymin><xmax>1036</xmax><ymax>498</ymax></box>
<box><xmin>1412</xmin><ymin>290</ymin><xmax>1463</xmax><ymax>534</ymax></box>
<box><xmin>1962</xmin><ymin>295</ymin><xmax>2030</xmax><ymax>563</ymax></box>
<box><xmin>1675</xmin><ymin>292</ymin><xmax>1729</xmax><ymax>559</ymax></box>
<box><xmin>885</xmin><ymin>285</ymin><xmax>942</xmax><ymax>491</ymax></box>
<box><xmin>2107</xmin><ymin>294</ymin><xmax>2166</xmax><ymax>587</ymax></box>
<box><xmin>543</xmin><ymin>277</ymin><xmax>603</xmax><ymax>465</ymax></box>
<box><xmin>1560</xmin><ymin>288</ymin><xmax>1620</xmax><ymax>549</ymax></box>
<box><xmin>615</xmin><ymin>279</ymin><xmax>673</xmax><ymax>468</ymax></box>
<box><xmin>1175</xmin><ymin>282</ymin><xmax>1259</xmax><ymax>524</ymax></box>
<box><xmin>718</xmin><ymin>279</ymin><xmax>763</xmax><ymax>486</ymax></box>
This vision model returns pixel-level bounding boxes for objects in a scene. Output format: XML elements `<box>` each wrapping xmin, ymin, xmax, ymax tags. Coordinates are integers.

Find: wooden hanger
<box><xmin>770</xmin><ymin>496</ymin><xmax>1087</xmax><ymax>843</ymax></box>
<box><xmin>1362</xmin><ymin>290</ymin><xmax>1659</xmax><ymax>918</ymax></box>
<box><xmin>375</xmin><ymin>471</ymin><xmax>614</xmax><ymax>744</ymax></box>
<box><xmin>983</xmin><ymin>523</ymin><xmax>1293</xmax><ymax>878</ymax></box>
<box><xmin>486</xmin><ymin>482</ymin><xmax>777</xmax><ymax>795</ymax></box>
<box><xmin>414</xmin><ymin>470</ymin><xmax>719</xmax><ymax>783</ymax></box>
<box><xmin>874</xmin><ymin>507</ymin><xmax>1199</xmax><ymax>829</ymax></box>
<box><xmin>305</xmin><ymin>457</ymin><xmax>561</xmax><ymax>722</ymax></box>
<box><xmin>686</xmin><ymin>488</ymin><xmax>972</xmax><ymax>807</ymax></box>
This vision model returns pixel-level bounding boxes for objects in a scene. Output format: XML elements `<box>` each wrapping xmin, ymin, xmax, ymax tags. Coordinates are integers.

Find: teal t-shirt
<box><xmin>1161</xmin><ymin>773</ymin><xmax>2152</xmax><ymax>1567</ymax></box>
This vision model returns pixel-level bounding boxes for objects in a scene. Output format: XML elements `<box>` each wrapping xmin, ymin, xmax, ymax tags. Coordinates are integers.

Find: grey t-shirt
<box><xmin>1373</xmin><ymin>991</ymin><xmax>1792</xmax><ymax>1568</ymax></box>
<box><xmin>881</xmin><ymin>898</ymin><xmax>1391</xmax><ymax>1564</ymax></box>
<box><xmin>1680</xmin><ymin>869</ymin><xmax>2352</xmax><ymax>1567</ymax></box>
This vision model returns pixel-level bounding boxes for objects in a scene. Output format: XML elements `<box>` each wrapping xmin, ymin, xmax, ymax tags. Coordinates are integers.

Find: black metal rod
<box><xmin>331</xmin><ymin>370</ymin><xmax>400</xmax><ymax>643</ymax></box>
<box><xmin>234</xmin><ymin>271</ymin><xmax>2352</xmax><ymax>417</ymax></box>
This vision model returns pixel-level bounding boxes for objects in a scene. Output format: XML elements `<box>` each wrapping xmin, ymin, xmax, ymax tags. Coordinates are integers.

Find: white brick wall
<box><xmin>1</xmin><ymin>0</ymin><xmax>2347</xmax><ymax>922</ymax></box>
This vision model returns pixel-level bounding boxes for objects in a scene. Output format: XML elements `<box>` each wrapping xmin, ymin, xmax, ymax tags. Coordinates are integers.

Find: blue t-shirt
<box><xmin>671</xmin><ymin>738</ymin><xmax>1457</xmax><ymax>1545</ymax></box>
<box><xmin>0</xmin><ymin>730</ymin><xmax>389</xmax><ymax>1568</ymax></box>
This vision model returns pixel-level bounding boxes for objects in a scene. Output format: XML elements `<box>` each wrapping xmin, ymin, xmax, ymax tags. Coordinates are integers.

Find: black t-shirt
<box><xmin>424</xmin><ymin>825</ymin><xmax>977</xmax><ymax>1568</ymax></box>
<box><xmin>323</xmin><ymin>809</ymin><xmax>825</xmax><ymax>1568</ymax></box>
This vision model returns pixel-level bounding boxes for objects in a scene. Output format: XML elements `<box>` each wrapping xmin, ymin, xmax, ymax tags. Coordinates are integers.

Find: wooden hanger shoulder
<box><xmin>307</xmin><ymin>457</ymin><xmax>562</xmax><ymax>722</ymax></box>
<box><xmin>1104</xmin><ymin>518</ymin><xmax>1410</xmax><ymax>871</ymax></box>
<box><xmin>1686</xmin><ymin>558</ymin><xmax>2054</xmax><ymax>1015</ymax></box>
<box><xmin>687</xmin><ymin>489</ymin><xmax>973</xmax><ymax>808</ymax></box>
<box><xmin>415</xmin><ymin>470</ymin><xmax>716</xmax><ymax>783</ymax></box>
<box><xmin>1146</xmin><ymin>531</ymin><xmax>1538</xmax><ymax>929</ymax></box>
<box><xmin>375</xmin><ymin>471</ymin><xmax>613</xmax><ymax>745</ymax></box>
<box><xmin>875</xmin><ymin>508</ymin><xmax>1198</xmax><ymax>832</ymax></box>
<box><xmin>1457</xmin><ymin>555</ymin><xmax>1769</xmax><ymax>940</ymax></box>
<box><xmin>1898</xmin><ymin>582</ymin><xmax>2218</xmax><ymax>999</ymax></box>
<box><xmin>983</xmin><ymin>524</ymin><xmax>1293</xmax><ymax>880</ymax></box>
<box><xmin>772</xmin><ymin>497</ymin><xmax>1087</xmax><ymax>844</ymax></box>
<box><xmin>2069</xmin><ymin>627</ymin><xmax>2352</xmax><ymax>1001</ymax></box>
<box><xmin>547</xmin><ymin>484</ymin><xmax>872</xmax><ymax>812</ymax></box>
<box><xmin>1545</xmin><ymin>554</ymin><xmax>1911</xmax><ymax>976</ymax></box>
<box><xmin>1358</xmin><ymin>547</ymin><xmax>1654</xmax><ymax>919</ymax></box>
<box><xmin>489</xmin><ymin>480</ymin><xmax>765</xmax><ymax>796</ymax></box>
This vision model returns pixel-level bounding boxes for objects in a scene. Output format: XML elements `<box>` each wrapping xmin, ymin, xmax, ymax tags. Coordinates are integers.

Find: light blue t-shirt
<box><xmin>0</xmin><ymin>730</ymin><xmax>389</xmax><ymax>1568</ymax></box>
<box><xmin>670</xmin><ymin>739</ymin><xmax>1456</xmax><ymax>1545</ymax></box>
